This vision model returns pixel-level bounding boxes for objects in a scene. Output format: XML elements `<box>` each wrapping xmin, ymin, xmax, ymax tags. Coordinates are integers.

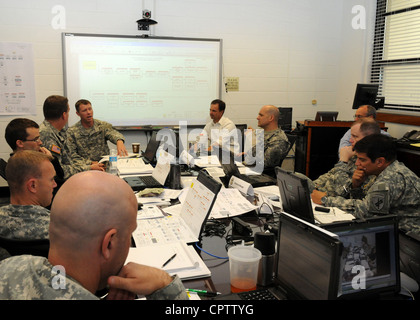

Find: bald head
<box><xmin>263</xmin><ymin>105</ymin><xmax>280</xmax><ymax>121</ymax></box>
<box><xmin>257</xmin><ymin>105</ymin><xmax>280</xmax><ymax>131</ymax></box>
<box><xmin>49</xmin><ymin>171</ymin><xmax>137</xmax><ymax>251</ymax></box>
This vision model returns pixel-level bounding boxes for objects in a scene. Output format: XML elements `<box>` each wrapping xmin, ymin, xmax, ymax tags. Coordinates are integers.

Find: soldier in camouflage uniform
<box><xmin>39</xmin><ymin>95</ymin><xmax>87</xmax><ymax>181</ymax></box>
<box><xmin>0</xmin><ymin>256</ymin><xmax>187</xmax><ymax>299</ymax></box>
<box><xmin>0</xmin><ymin>151</ymin><xmax>56</xmax><ymax>242</ymax></box>
<box><xmin>244</xmin><ymin>105</ymin><xmax>290</xmax><ymax>175</ymax></box>
<box><xmin>313</xmin><ymin>134</ymin><xmax>420</xmax><ymax>236</ymax></box>
<box><xmin>0</xmin><ymin>171</ymin><xmax>188</xmax><ymax>300</ymax></box>
<box><xmin>66</xmin><ymin>99</ymin><xmax>128</xmax><ymax>164</ymax></box>
<box><xmin>313</xmin><ymin>118</ymin><xmax>381</xmax><ymax>197</ymax></box>
<box><xmin>4</xmin><ymin>118</ymin><xmax>64</xmax><ymax>189</ymax></box>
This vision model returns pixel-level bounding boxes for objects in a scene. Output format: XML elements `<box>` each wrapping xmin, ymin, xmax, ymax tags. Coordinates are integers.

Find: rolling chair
<box><xmin>280</xmin><ymin>133</ymin><xmax>297</xmax><ymax>167</ymax></box>
<box><xmin>0</xmin><ymin>237</ymin><xmax>50</xmax><ymax>261</ymax></box>
<box><xmin>263</xmin><ymin>133</ymin><xmax>297</xmax><ymax>178</ymax></box>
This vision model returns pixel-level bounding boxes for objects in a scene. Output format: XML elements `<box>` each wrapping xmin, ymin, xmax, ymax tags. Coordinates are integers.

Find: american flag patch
<box><xmin>51</xmin><ymin>145</ymin><xmax>61</xmax><ymax>155</ymax></box>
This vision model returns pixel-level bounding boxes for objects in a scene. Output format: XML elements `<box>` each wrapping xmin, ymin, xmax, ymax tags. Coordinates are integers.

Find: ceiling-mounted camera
<box><xmin>143</xmin><ymin>10</ymin><xmax>151</xmax><ymax>19</ymax></box>
<box><xmin>137</xmin><ymin>9</ymin><xmax>157</xmax><ymax>31</ymax></box>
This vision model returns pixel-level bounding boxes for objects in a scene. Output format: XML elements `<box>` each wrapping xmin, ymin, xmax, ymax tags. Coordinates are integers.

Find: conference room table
<box><xmin>122</xmin><ymin>161</ymin><xmax>273</xmax><ymax>297</ymax></box>
<box><xmin>168</xmin><ymin>212</ymin><xmax>269</xmax><ymax>297</ymax></box>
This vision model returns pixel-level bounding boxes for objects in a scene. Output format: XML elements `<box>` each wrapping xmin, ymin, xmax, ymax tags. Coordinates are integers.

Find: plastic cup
<box><xmin>132</xmin><ymin>143</ymin><xmax>140</xmax><ymax>154</ymax></box>
<box><xmin>228</xmin><ymin>244</ymin><xmax>262</xmax><ymax>293</ymax></box>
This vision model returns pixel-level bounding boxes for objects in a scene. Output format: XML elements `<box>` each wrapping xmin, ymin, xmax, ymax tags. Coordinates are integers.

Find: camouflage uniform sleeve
<box><xmin>145</xmin><ymin>275</ymin><xmax>189</xmax><ymax>300</ymax></box>
<box><xmin>102</xmin><ymin>122</ymin><xmax>125</xmax><ymax>145</ymax></box>
<box><xmin>263</xmin><ymin>130</ymin><xmax>290</xmax><ymax>168</ymax></box>
<box><xmin>65</xmin><ymin>127</ymin><xmax>91</xmax><ymax>171</ymax></box>
<box><xmin>0</xmin><ymin>205</ymin><xmax>50</xmax><ymax>240</ymax></box>
<box><xmin>323</xmin><ymin>195</ymin><xmax>372</xmax><ymax>219</ymax></box>
<box><xmin>39</xmin><ymin>122</ymin><xmax>58</xmax><ymax>153</ymax></box>
<box><xmin>314</xmin><ymin>158</ymin><xmax>377</xmax><ymax>198</ymax></box>
<box><xmin>324</xmin><ymin>181</ymin><xmax>391</xmax><ymax>220</ymax></box>
<box><xmin>314</xmin><ymin>161</ymin><xmax>353</xmax><ymax>196</ymax></box>
<box><xmin>60</xmin><ymin>143</ymin><xmax>87</xmax><ymax>179</ymax></box>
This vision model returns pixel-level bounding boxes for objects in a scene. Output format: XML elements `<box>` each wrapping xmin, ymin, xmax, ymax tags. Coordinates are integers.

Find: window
<box><xmin>371</xmin><ymin>0</ymin><xmax>420</xmax><ymax>112</ymax></box>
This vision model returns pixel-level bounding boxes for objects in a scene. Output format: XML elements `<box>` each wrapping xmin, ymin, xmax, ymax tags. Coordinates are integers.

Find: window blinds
<box><xmin>371</xmin><ymin>0</ymin><xmax>420</xmax><ymax>112</ymax></box>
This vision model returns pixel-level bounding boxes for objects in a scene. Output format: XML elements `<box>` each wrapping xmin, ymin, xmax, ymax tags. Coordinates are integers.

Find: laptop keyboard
<box><xmin>237</xmin><ymin>289</ymin><xmax>278</xmax><ymax>300</ymax></box>
<box><xmin>141</xmin><ymin>175</ymin><xmax>159</xmax><ymax>185</ymax></box>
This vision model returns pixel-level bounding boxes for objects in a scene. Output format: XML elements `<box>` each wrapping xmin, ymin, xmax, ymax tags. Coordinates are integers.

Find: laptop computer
<box><xmin>132</xmin><ymin>170</ymin><xmax>222</xmax><ymax>246</ymax></box>
<box><xmin>215</xmin><ymin>212</ymin><xmax>343</xmax><ymax>300</ymax></box>
<box><xmin>142</xmin><ymin>131</ymin><xmax>161</xmax><ymax>164</ymax></box>
<box><xmin>123</xmin><ymin>174</ymin><xmax>163</xmax><ymax>191</ymax></box>
<box><xmin>275</xmin><ymin>167</ymin><xmax>316</xmax><ymax>224</ymax></box>
<box><xmin>323</xmin><ymin>215</ymin><xmax>401</xmax><ymax>299</ymax></box>
<box><xmin>315</xmin><ymin>111</ymin><xmax>338</xmax><ymax>121</ymax></box>
<box><xmin>214</xmin><ymin>147</ymin><xmax>277</xmax><ymax>188</ymax></box>
<box><xmin>399</xmin><ymin>230</ymin><xmax>420</xmax><ymax>284</ymax></box>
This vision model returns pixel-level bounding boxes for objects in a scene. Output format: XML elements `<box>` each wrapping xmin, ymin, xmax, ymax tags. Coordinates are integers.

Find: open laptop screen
<box><xmin>324</xmin><ymin>216</ymin><xmax>400</xmax><ymax>299</ymax></box>
<box><xmin>275</xmin><ymin>212</ymin><xmax>342</xmax><ymax>300</ymax></box>
<box><xmin>276</xmin><ymin>167</ymin><xmax>315</xmax><ymax>224</ymax></box>
<box><xmin>143</xmin><ymin>131</ymin><xmax>161</xmax><ymax>163</ymax></box>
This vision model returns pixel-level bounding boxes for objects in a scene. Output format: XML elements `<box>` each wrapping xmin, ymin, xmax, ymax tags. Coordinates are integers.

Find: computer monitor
<box><xmin>352</xmin><ymin>83</ymin><xmax>379</xmax><ymax>110</ymax></box>
<box><xmin>324</xmin><ymin>215</ymin><xmax>401</xmax><ymax>299</ymax></box>
<box><xmin>315</xmin><ymin>111</ymin><xmax>338</xmax><ymax>121</ymax></box>
<box><xmin>399</xmin><ymin>231</ymin><xmax>420</xmax><ymax>284</ymax></box>
<box><xmin>275</xmin><ymin>167</ymin><xmax>315</xmax><ymax>224</ymax></box>
<box><xmin>278</xmin><ymin>107</ymin><xmax>293</xmax><ymax>131</ymax></box>
<box><xmin>274</xmin><ymin>212</ymin><xmax>342</xmax><ymax>300</ymax></box>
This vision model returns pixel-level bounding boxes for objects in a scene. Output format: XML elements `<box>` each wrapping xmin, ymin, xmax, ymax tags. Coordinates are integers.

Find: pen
<box><xmin>161</xmin><ymin>253</ymin><xmax>177</xmax><ymax>268</ymax></box>
<box><xmin>186</xmin><ymin>289</ymin><xmax>221</xmax><ymax>297</ymax></box>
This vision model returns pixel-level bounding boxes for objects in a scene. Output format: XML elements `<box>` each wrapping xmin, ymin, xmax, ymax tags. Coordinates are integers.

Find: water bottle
<box><xmin>109</xmin><ymin>148</ymin><xmax>118</xmax><ymax>175</ymax></box>
<box><xmin>198</xmin><ymin>133</ymin><xmax>206</xmax><ymax>156</ymax></box>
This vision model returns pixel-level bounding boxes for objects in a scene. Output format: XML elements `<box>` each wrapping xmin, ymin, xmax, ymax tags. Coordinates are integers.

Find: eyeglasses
<box><xmin>22</xmin><ymin>136</ymin><xmax>41</xmax><ymax>142</ymax></box>
<box><xmin>354</xmin><ymin>114</ymin><xmax>367</xmax><ymax>119</ymax></box>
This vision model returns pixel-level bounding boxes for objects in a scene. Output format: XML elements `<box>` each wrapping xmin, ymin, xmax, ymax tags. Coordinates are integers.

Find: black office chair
<box><xmin>0</xmin><ymin>158</ymin><xmax>7</xmax><ymax>181</ymax></box>
<box><xmin>0</xmin><ymin>237</ymin><xmax>49</xmax><ymax>261</ymax></box>
<box><xmin>263</xmin><ymin>134</ymin><xmax>297</xmax><ymax>178</ymax></box>
<box><xmin>283</xmin><ymin>133</ymin><xmax>297</xmax><ymax>163</ymax></box>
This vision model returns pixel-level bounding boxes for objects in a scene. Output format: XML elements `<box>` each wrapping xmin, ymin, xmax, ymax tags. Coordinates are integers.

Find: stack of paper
<box><xmin>117</xmin><ymin>158</ymin><xmax>154</xmax><ymax>175</ymax></box>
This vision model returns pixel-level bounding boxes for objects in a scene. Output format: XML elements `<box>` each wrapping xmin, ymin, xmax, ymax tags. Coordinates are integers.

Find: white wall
<box><xmin>3</xmin><ymin>0</ymin><xmax>411</xmax><ymax>168</ymax></box>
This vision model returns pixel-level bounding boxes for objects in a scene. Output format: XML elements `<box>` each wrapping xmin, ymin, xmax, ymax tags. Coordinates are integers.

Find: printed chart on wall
<box><xmin>0</xmin><ymin>42</ymin><xmax>36</xmax><ymax>115</ymax></box>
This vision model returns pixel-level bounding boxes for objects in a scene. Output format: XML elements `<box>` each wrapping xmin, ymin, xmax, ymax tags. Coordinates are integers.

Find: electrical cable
<box><xmin>194</xmin><ymin>242</ymin><xmax>229</xmax><ymax>260</ymax></box>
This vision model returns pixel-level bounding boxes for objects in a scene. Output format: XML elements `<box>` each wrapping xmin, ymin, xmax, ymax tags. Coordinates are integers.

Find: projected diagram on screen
<box><xmin>79</xmin><ymin>54</ymin><xmax>213</xmax><ymax>124</ymax></box>
<box><xmin>63</xmin><ymin>34</ymin><xmax>222</xmax><ymax>127</ymax></box>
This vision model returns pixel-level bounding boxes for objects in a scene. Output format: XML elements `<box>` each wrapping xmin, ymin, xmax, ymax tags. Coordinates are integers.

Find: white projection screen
<box><xmin>62</xmin><ymin>33</ymin><xmax>222</xmax><ymax>127</ymax></box>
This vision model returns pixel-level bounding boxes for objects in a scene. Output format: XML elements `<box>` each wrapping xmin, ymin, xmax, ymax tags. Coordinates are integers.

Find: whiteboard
<box><xmin>62</xmin><ymin>33</ymin><xmax>222</xmax><ymax>127</ymax></box>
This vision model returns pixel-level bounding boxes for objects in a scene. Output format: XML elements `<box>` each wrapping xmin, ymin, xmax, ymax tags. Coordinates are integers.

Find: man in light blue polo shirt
<box><xmin>338</xmin><ymin>104</ymin><xmax>390</xmax><ymax>153</ymax></box>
